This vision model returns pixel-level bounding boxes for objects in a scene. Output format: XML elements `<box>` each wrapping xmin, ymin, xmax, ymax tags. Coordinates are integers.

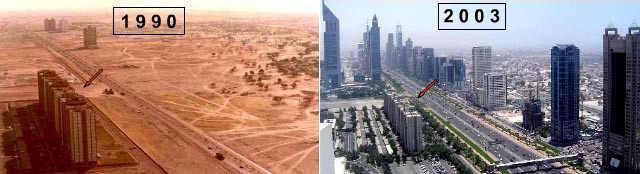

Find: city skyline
<box><xmin>322</xmin><ymin>1</ymin><xmax>640</xmax><ymax>53</ymax></box>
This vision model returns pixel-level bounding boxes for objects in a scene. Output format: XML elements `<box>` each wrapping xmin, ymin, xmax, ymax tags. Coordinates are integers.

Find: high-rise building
<box><xmin>402</xmin><ymin>110</ymin><xmax>423</xmax><ymax>152</ymax></box>
<box><xmin>319</xmin><ymin>122</ymin><xmax>335</xmax><ymax>174</ymax></box>
<box><xmin>472</xmin><ymin>46</ymin><xmax>491</xmax><ymax>89</ymax></box>
<box><xmin>404</xmin><ymin>38</ymin><xmax>413</xmax><ymax>76</ymax></box>
<box><xmin>37</xmin><ymin>70</ymin><xmax>97</xmax><ymax>167</ymax></box>
<box><xmin>602</xmin><ymin>23</ymin><xmax>640</xmax><ymax>173</ymax></box>
<box><xmin>369</xmin><ymin>15</ymin><xmax>381</xmax><ymax>81</ymax></box>
<box><xmin>412</xmin><ymin>46</ymin><xmax>423</xmax><ymax>79</ymax></box>
<box><xmin>436</xmin><ymin>57</ymin><xmax>447</xmax><ymax>83</ymax></box>
<box><xmin>322</xmin><ymin>1</ymin><xmax>342</xmax><ymax>89</ymax></box>
<box><xmin>522</xmin><ymin>89</ymin><xmax>544</xmax><ymax>131</ymax></box>
<box><xmin>62</xmin><ymin>97</ymin><xmax>97</xmax><ymax>166</ymax></box>
<box><xmin>59</xmin><ymin>19</ymin><xmax>69</xmax><ymax>32</ymax></box>
<box><xmin>362</xmin><ymin>23</ymin><xmax>371</xmax><ymax>77</ymax></box>
<box><xmin>83</xmin><ymin>25</ymin><xmax>98</xmax><ymax>49</ymax></box>
<box><xmin>472</xmin><ymin>46</ymin><xmax>491</xmax><ymax>105</ymax></box>
<box><xmin>550</xmin><ymin>44</ymin><xmax>580</xmax><ymax>146</ymax></box>
<box><xmin>386</xmin><ymin>33</ymin><xmax>395</xmax><ymax>67</ymax></box>
<box><xmin>425</xmin><ymin>54</ymin><xmax>436</xmax><ymax>81</ymax></box>
<box><xmin>38</xmin><ymin>70</ymin><xmax>57</xmax><ymax>111</ymax></box>
<box><xmin>383</xmin><ymin>90</ymin><xmax>423</xmax><ymax>152</ymax></box>
<box><xmin>357</xmin><ymin>41</ymin><xmax>365</xmax><ymax>74</ymax></box>
<box><xmin>420</xmin><ymin>48</ymin><xmax>434</xmax><ymax>81</ymax></box>
<box><xmin>450</xmin><ymin>58</ymin><xmax>465</xmax><ymax>89</ymax></box>
<box><xmin>483</xmin><ymin>73</ymin><xmax>507</xmax><ymax>109</ymax></box>
<box><xmin>395</xmin><ymin>24</ymin><xmax>403</xmax><ymax>70</ymax></box>
<box><xmin>44</xmin><ymin>18</ymin><xmax>56</xmax><ymax>32</ymax></box>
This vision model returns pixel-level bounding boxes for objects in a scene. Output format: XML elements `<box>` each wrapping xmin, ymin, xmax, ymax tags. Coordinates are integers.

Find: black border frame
<box><xmin>113</xmin><ymin>7</ymin><xmax>186</xmax><ymax>35</ymax></box>
<box><xmin>437</xmin><ymin>3</ymin><xmax>506</xmax><ymax>30</ymax></box>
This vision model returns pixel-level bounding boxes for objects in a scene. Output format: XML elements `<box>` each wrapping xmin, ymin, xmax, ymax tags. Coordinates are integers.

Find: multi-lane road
<box><xmin>385</xmin><ymin>69</ymin><xmax>564</xmax><ymax>174</ymax></box>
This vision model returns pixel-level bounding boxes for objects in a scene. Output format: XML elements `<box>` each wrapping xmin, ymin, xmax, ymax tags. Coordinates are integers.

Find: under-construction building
<box><xmin>37</xmin><ymin>70</ymin><xmax>97</xmax><ymax>167</ymax></box>
<box><xmin>44</xmin><ymin>18</ymin><xmax>56</xmax><ymax>32</ymax></box>
<box><xmin>522</xmin><ymin>89</ymin><xmax>544</xmax><ymax>131</ymax></box>
<box><xmin>83</xmin><ymin>25</ymin><xmax>98</xmax><ymax>49</ymax></box>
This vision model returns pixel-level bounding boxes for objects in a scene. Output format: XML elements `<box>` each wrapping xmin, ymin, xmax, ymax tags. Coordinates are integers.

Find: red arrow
<box><xmin>417</xmin><ymin>79</ymin><xmax>437</xmax><ymax>98</ymax></box>
<box><xmin>83</xmin><ymin>68</ymin><xmax>103</xmax><ymax>88</ymax></box>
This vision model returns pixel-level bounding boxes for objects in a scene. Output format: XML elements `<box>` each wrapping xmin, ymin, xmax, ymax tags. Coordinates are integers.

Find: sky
<box><xmin>322</xmin><ymin>1</ymin><xmax>640</xmax><ymax>53</ymax></box>
<box><xmin>0</xmin><ymin>0</ymin><xmax>318</xmax><ymax>14</ymax></box>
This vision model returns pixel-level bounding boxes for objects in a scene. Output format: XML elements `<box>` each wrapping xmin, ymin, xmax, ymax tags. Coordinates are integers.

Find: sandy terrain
<box><xmin>1</xmin><ymin>10</ymin><xmax>319</xmax><ymax>174</ymax></box>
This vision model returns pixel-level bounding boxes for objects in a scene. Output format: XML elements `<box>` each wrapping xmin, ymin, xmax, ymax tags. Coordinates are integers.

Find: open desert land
<box><xmin>2</xmin><ymin>10</ymin><xmax>319</xmax><ymax>174</ymax></box>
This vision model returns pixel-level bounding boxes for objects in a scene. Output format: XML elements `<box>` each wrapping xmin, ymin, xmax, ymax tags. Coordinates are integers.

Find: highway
<box><xmin>22</xmin><ymin>28</ymin><xmax>270</xmax><ymax>174</ymax></box>
<box><xmin>385</xmin><ymin>69</ymin><xmax>563</xmax><ymax>174</ymax></box>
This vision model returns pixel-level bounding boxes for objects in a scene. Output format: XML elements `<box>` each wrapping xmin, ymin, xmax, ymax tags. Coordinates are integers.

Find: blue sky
<box><xmin>322</xmin><ymin>1</ymin><xmax>640</xmax><ymax>53</ymax></box>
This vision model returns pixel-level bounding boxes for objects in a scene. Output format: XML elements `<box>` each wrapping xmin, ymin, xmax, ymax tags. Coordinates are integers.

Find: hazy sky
<box><xmin>323</xmin><ymin>1</ymin><xmax>640</xmax><ymax>53</ymax></box>
<box><xmin>0</xmin><ymin>0</ymin><xmax>317</xmax><ymax>14</ymax></box>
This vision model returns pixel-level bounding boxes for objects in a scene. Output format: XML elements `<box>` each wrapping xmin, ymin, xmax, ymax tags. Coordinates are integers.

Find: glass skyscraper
<box><xmin>369</xmin><ymin>15</ymin><xmax>381</xmax><ymax>81</ymax></box>
<box><xmin>322</xmin><ymin>1</ymin><xmax>341</xmax><ymax>89</ymax></box>
<box><xmin>550</xmin><ymin>44</ymin><xmax>580</xmax><ymax>146</ymax></box>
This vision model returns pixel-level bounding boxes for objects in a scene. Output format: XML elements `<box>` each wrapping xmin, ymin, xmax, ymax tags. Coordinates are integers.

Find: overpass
<box><xmin>487</xmin><ymin>153</ymin><xmax>583</xmax><ymax>173</ymax></box>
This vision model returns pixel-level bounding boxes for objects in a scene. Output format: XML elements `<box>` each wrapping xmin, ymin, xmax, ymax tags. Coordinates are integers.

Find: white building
<box><xmin>472</xmin><ymin>46</ymin><xmax>492</xmax><ymax>105</ymax></box>
<box><xmin>320</xmin><ymin>123</ymin><xmax>335</xmax><ymax>174</ymax></box>
<box><xmin>483</xmin><ymin>73</ymin><xmax>507</xmax><ymax>109</ymax></box>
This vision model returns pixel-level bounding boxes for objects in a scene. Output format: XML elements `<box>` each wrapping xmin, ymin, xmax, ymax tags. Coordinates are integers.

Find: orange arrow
<box><xmin>83</xmin><ymin>68</ymin><xmax>103</xmax><ymax>88</ymax></box>
<box><xmin>418</xmin><ymin>79</ymin><xmax>437</xmax><ymax>98</ymax></box>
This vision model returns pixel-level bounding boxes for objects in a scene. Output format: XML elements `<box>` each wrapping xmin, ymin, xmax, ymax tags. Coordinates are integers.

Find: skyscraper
<box><xmin>404</xmin><ymin>38</ymin><xmax>413</xmax><ymax>76</ymax></box>
<box><xmin>322</xmin><ymin>1</ymin><xmax>342</xmax><ymax>88</ymax></box>
<box><xmin>412</xmin><ymin>46</ymin><xmax>423</xmax><ymax>79</ymax></box>
<box><xmin>435</xmin><ymin>57</ymin><xmax>447</xmax><ymax>83</ymax></box>
<box><xmin>362</xmin><ymin>22</ymin><xmax>371</xmax><ymax>77</ymax></box>
<box><xmin>472</xmin><ymin>46</ymin><xmax>491</xmax><ymax>106</ymax></box>
<box><xmin>550</xmin><ymin>44</ymin><xmax>580</xmax><ymax>146</ymax></box>
<box><xmin>602</xmin><ymin>23</ymin><xmax>640</xmax><ymax>173</ymax></box>
<box><xmin>357</xmin><ymin>41</ymin><xmax>365</xmax><ymax>71</ymax></box>
<box><xmin>396</xmin><ymin>24</ymin><xmax>403</xmax><ymax>70</ymax></box>
<box><xmin>369</xmin><ymin>15</ymin><xmax>381</xmax><ymax>81</ymax></box>
<box><xmin>472</xmin><ymin>46</ymin><xmax>491</xmax><ymax>89</ymax></box>
<box><xmin>450</xmin><ymin>58</ymin><xmax>465</xmax><ymax>89</ymax></box>
<box><xmin>386</xmin><ymin>33</ymin><xmax>395</xmax><ymax>67</ymax></box>
<box><xmin>421</xmin><ymin>48</ymin><xmax>434</xmax><ymax>81</ymax></box>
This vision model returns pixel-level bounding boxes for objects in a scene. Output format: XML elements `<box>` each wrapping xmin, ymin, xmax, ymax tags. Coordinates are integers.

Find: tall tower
<box><xmin>404</xmin><ymin>38</ymin><xmax>413</xmax><ymax>76</ymax></box>
<box><xmin>322</xmin><ymin>1</ymin><xmax>342</xmax><ymax>89</ymax></box>
<box><xmin>472</xmin><ymin>46</ymin><xmax>491</xmax><ymax>89</ymax></box>
<box><xmin>369</xmin><ymin>15</ymin><xmax>381</xmax><ymax>81</ymax></box>
<box><xmin>385</xmin><ymin>33</ymin><xmax>395</xmax><ymax>68</ymax></box>
<box><xmin>362</xmin><ymin>22</ymin><xmax>371</xmax><ymax>77</ymax></box>
<box><xmin>395</xmin><ymin>24</ymin><xmax>403</xmax><ymax>69</ymax></box>
<box><xmin>472</xmin><ymin>46</ymin><xmax>491</xmax><ymax>106</ymax></box>
<box><xmin>602</xmin><ymin>23</ymin><xmax>640</xmax><ymax>173</ymax></box>
<box><xmin>550</xmin><ymin>44</ymin><xmax>580</xmax><ymax>146</ymax></box>
<box><xmin>421</xmin><ymin>48</ymin><xmax>435</xmax><ymax>82</ymax></box>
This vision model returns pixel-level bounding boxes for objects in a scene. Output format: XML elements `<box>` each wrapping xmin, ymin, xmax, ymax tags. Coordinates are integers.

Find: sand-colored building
<box><xmin>83</xmin><ymin>25</ymin><xmax>97</xmax><ymax>48</ymax></box>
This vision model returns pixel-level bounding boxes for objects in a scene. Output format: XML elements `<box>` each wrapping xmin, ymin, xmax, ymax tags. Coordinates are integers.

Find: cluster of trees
<box><xmin>414</xmin><ymin>102</ymin><xmax>482</xmax><ymax>174</ymax></box>
<box><xmin>335</xmin><ymin>85</ymin><xmax>383</xmax><ymax>99</ymax></box>
<box><xmin>268</xmin><ymin>55</ymin><xmax>318</xmax><ymax>78</ymax></box>
<box><xmin>372</xmin><ymin>106</ymin><xmax>401</xmax><ymax>162</ymax></box>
